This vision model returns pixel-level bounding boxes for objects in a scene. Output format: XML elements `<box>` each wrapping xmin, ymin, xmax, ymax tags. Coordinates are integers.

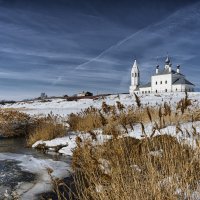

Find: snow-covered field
<box><xmin>1</xmin><ymin>92</ymin><xmax>200</xmax><ymax>116</ymax></box>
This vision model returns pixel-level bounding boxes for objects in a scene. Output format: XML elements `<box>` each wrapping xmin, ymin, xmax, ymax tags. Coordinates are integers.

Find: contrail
<box><xmin>75</xmin><ymin>28</ymin><xmax>147</xmax><ymax>70</ymax></box>
<box><xmin>75</xmin><ymin>2</ymin><xmax>195</xmax><ymax>70</ymax></box>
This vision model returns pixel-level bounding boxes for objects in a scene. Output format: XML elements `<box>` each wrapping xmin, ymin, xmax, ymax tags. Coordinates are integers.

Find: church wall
<box><xmin>172</xmin><ymin>84</ymin><xmax>183</xmax><ymax>92</ymax></box>
<box><xmin>139</xmin><ymin>87</ymin><xmax>151</xmax><ymax>94</ymax></box>
<box><xmin>172</xmin><ymin>84</ymin><xmax>194</xmax><ymax>92</ymax></box>
<box><xmin>151</xmin><ymin>74</ymin><xmax>172</xmax><ymax>93</ymax></box>
<box><xmin>129</xmin><ymin>85</ymin><xmax>137</xmax><ymax>94</ymax></box>
<box><xmin>185</xmin><ymin>84</ymin><xmax>195</xmax><ymax>92</ymax></box>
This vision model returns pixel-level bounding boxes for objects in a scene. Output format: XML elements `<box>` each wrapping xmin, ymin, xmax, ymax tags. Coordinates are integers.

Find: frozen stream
<box><xmin>0</xmin><ymin>137</ymin><xmax>71</xmax><ymax>199</ymax></box>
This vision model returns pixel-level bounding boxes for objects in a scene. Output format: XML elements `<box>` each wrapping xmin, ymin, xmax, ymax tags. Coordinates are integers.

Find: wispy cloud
<box><xmin>0</xmin><ymin>0</ymin><xmax>199</xmax><ymax>99</ymax></box>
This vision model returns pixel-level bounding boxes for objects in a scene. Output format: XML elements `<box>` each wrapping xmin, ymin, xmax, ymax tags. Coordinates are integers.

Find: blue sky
<box><xmin>0</xmin><ymin>0</ymin><xmax>199</xmax><ymax>100</ymax></box>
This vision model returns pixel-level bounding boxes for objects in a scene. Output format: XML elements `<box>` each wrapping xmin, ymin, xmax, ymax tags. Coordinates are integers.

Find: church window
<box><xmin>156</xmin><ymin>90</ymin><xmax>157</xmax><ymax>93</ymax></box>
<box><xmin>160</xmin><ymin>81</ymin><xmax>162</xmax><ymax>84</ymax></box>
<box><xmin>176</xmin><ymin>88</ymin><xmax>177</xmax><ymax>91</ymax></box>
<box><xmin>165</xmin><ymin>89</ymin><xmax>167</xmax><ymax>92</ymax></box>
<box><xmin>156</xmin><ymin>81</ymin><xmax>157</xmax><ymax>85</ymax></box>
<box><xmin>165</xmin><ymin>81</ymin><xmax>167</xmax><ymax>84</ymax></box>
<box><xmin>135</xmin><ymin>73</ymin><xmax>137</xmax><ymax>77</ymax></box>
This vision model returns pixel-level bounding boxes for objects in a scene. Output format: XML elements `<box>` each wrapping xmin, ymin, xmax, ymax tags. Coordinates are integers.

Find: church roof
<box><xmin>154</xmin><ymin>68</ymin><xmax>184</xmax><ymax>76</ymax></box>
<box><xmin>140</xmin><ymin>82</ymin><xmax>151</xmax><ymax>88</ymax></box>
<box><xmin>172</xmin><ymin>78</ymin><xmax>194</xmax><ymax>86</ymax></box>
<box><xmin>132</xmin><ymin>59</ymin><xmax>139</xmax><ymax>70</ymax></box>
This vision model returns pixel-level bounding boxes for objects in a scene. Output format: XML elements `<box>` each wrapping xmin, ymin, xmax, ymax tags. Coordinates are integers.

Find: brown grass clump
<box><xmin>71</xmin><ymin>135</ymin><xmax>200</xmax><ymax>200</ymax></box>
<box><xmin>67</xmin><ymin>107</ymin><xmax>104</xmax><ymax>132</ymax></box>
<box><xmin>0</xmin><ymin>109</ymin><xmax>31</xmax><ymax>137</ymax></box>
<box><xmin>27</xmin><ymin>114</ymin><xmax>67</xmax><ymax>146</ymax></box>
<box><xmin>177</xmin><ymin>91</ymin><xmax>192</xmax><ymax>114</ymax></box>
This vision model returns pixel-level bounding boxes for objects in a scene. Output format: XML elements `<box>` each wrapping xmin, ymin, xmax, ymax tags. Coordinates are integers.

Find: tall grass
<box><xmin>27</xmin><ymin>114</ymin><xmax>67</xmax><ymax>146</ymax></box>
<box><xmin>0</xmin><ymin>108</ymin><xmax>68</xmax><ymax>146</ymax></box>
<box><xmin>0</xmin><ymin>109</ymin><xmax>30</xmax><ymax>137</ymax></box>
<box><xmin>52</xmin><ymin>92</ymin><xmax>200</xmax><ymax>200</ymax></box>
<box><xmin>72</xmin><ymin>135</ymin><xmax>200</xmax><ymax>200</ymax></box>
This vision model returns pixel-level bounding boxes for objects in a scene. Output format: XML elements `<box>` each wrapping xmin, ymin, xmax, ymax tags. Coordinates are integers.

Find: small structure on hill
<box><xmin>129</xmin><ymin>56</ymin><xmax>195</xmax><ymax>94</ymax></box>
<box><xmin>39</xmin><ymin>92</ymin><xmax>48</xmax><ymax>100</ymax></box>
<box><xmin>77</xmin><ymin>91</ymin><xmax>93</xmax><ymax>97</ymax></box>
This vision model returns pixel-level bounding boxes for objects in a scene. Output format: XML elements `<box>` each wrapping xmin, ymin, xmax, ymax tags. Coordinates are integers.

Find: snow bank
<box><xmin>32</xmin><ymin>132</ymin><xmax>112</xmax><ymax>156</ymax></box>
<box><xmin>129</xmin><ymin>121</ymin><xmax>200</xmax><ymax>147</ymax></box>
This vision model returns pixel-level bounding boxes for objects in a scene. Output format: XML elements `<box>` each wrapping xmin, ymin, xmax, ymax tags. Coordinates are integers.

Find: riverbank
<box><xmin>0</xmin><ymin>137</ymin><xmax>72</xmax><ymax>199</ymax></box>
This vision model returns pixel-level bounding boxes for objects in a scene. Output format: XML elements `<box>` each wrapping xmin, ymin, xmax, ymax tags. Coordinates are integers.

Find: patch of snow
<box><xmin>130</xmin><ymin>164</ymin><xmax>142</xmax><ymax>172</ymax></box>
<box><xmin>32</xmin><ymin>132</ymin><xmax>112</xmax><ymax>156</ymax></box>
<box><xmin>95</xmin><ymin>184</ymin><xmax>104</xmax><ymax>193</ymax></box>
<box><xmin>149</xmin><ymin>149</ymin><xmax>163</xmax><ymax>157</ymax></box>
<box><xmin>98</xmin><ymin>159</ymin><xmax>111</xmax><ymax>175</ymax></box>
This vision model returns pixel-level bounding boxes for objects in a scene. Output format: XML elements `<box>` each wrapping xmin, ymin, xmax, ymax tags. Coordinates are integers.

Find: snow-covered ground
<box><xmin>1</xmin><ymin>92</ymin><xmax>200</xmax><ymax>116</ymax></box>
<box><xmin>1</xmin><ymin>92</ymin><xmax>200</xmax><ymax>199</ymax></box>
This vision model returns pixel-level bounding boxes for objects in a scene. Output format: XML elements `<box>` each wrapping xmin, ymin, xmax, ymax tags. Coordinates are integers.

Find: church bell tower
<box><xmin>129</xmin><ymin>60</ymin><xmax>140</xmax><ymax>93</ymax></box>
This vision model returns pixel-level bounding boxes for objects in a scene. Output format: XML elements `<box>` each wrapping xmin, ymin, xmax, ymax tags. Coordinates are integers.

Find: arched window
<box><xmin>165</xmin><ymin>89</ymin><xmax>167</xmax><ymax>92</ymax></box>
<box><xmin>156</xmin><ymin>90</ymin><xmax>158</xmax><ymax>93</ymax></box>
<box><xmin>160</xmin><ymin>81</ymin><xmax>162</xmax><ymax>84</ymax></box>
<box><xmin>156</xmin><ymin>81</ymin><xmax>157</xmax><ymax>85</ymax></box>
<box><xmin>135</xmin><ymin>73</ymin><xmax>137</xmax><ymax>77</ymax></box>
<box><xmin>165</xmin><ymin>81</ymin><xmax>167</xmax><ymax>84</ymax></box>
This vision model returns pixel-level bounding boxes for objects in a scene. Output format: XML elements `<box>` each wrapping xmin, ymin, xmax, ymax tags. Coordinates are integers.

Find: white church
<box><xmin>129</xmin><ymin>56</ymin><xmax>195</xmax><ymax>94</ymax></box>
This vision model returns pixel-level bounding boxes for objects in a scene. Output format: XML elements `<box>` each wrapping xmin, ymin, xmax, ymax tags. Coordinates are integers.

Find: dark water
<box><xmin>0</xmin><ymin>137</ymin><xmax>69</xmax><ymax>199</ymax></box>
<box><xmin>0</xmin><ymin>137</ymin><xmax>33</xmax><ymax>154</ymax></box>
<box><xmin>0</xmin><ymin>137</ymin><xmax>67</xmax><ymax>160</ymax></box>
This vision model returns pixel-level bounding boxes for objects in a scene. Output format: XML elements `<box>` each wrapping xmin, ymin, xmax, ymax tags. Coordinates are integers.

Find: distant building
<box><xmin>77</xmin><ymin>91</ymin><xmax>93</xmax><ymax>97</ymax></box>
<box><xmin>40</xmin><ymin>92</ymin><xmax>48</xmax><ymax>100</ymax></box>
<box><xmin>129</xmin><ymin>56</ymin><xmax>195</xmax><ymax>94</ymax></box>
